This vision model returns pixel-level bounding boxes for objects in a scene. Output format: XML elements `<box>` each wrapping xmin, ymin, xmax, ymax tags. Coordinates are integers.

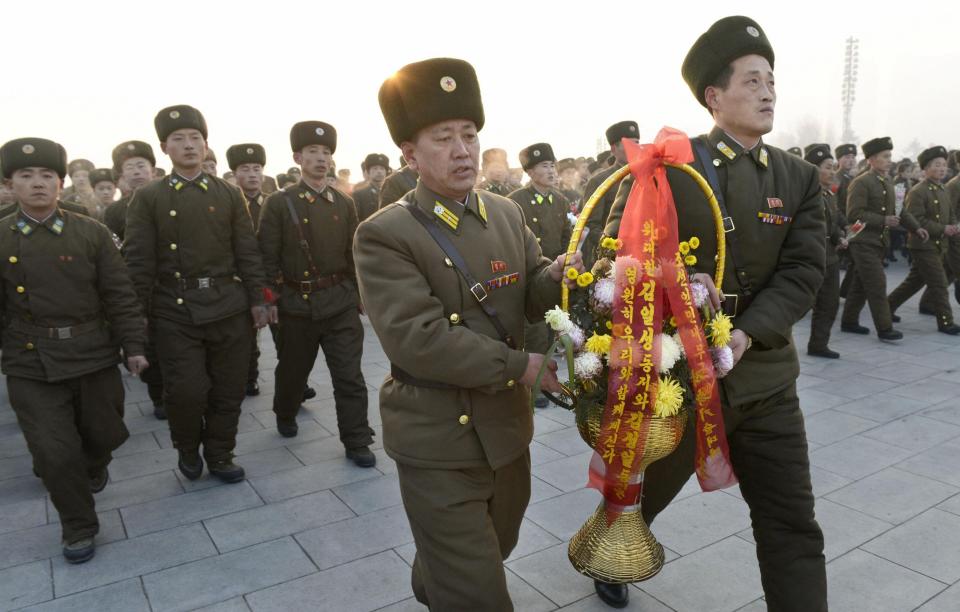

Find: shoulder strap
<box><xmin>691</xmin><ymin>137</ymin><xmax>753</xmax><ymax>296</ymax></box>
<box><xmin>282</xmin><ymin>193</ymin><xmax>320</xmax><ymax>278</ymax></box>
<box><xmin>402</xmin><ymin>198</ymin><xmax>517</xmax><ymax>349</ymax></box>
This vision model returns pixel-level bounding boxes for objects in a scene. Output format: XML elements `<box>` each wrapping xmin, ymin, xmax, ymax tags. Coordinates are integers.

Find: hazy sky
<box><xmin>4</xmin><ymin>1</ymin><xmax>959</xmax><ymax>180</ymax></box>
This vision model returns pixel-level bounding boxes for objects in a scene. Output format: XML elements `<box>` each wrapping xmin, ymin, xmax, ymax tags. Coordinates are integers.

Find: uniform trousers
<box><xmin>841</xmin><ymin>242</ymin><xmax>893</xmax><ymax>331</ymax></box>
<box><xmin>889</xmin><ymin>249</ymin><xmax>954</xmax><ymax>327</ymax></box>
<box><xmin>809</xmin><ymin>260</ymin><xmax>840</xmax><ymax>350</ymax></box>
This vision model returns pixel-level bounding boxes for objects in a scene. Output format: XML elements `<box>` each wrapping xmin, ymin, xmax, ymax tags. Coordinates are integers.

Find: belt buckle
<box><xmin>54</xmin><ymin>326</ymin><xmax>72</xmax><ymax>340</ymax></box>
<box><xmin>197</xmin><ymin>277</ymin><xmax>212</xmax><ymax>289</ymax></box>
<box><xmin>469</xmin><ymin>283</ymin><xmax>488</xmax><ymax>302</ymax></box>
<box><xmin>722</xmin><ymin>216</ymin><xmax>736</xmax><ymax>233</ymax></box>
<box><xmin>299</xmin><ymin>280</ymin><xmax>313</xmax><ymax>293</ymax></box>
<box><xmin>721</xmin><ymin>293</ymin><xmax>739</xmax><ymax>318</ymax></box>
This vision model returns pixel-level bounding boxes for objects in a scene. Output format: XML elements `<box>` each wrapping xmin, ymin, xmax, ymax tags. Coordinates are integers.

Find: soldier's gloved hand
<box><xmin>917</xmin><ymin>228</ymin><xmax>931</xmax><ymax>241</ymax></box>
<box><xmin>520</xmin><ymin>353</ymin><xmax>561</xmax><ymax>393</ymax></box>
<box><xmin>549</xmin><ymin>251</ymin><xmax>584</xmax><ymax>288</ymax></box>
<box><xmin>691</xmin><ymin>272</ymin><xmax>722</xmax><ymax>314</ymax></box>
<box><xmin>884</xmin><ymin>215</ymin><xmax>901</xmax><ymax>228</ymax></box>
<box><xmin>250</xmin><ymin>305</ymin><xmax>269</xmax><ymax>329</ymax></box>
<box><xmin>127</xmin><ymin>355</ymin><xmax>149</xmax><ymax>376</ymax></box>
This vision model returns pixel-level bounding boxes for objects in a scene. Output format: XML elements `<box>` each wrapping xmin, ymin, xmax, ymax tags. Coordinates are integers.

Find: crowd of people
<box><xmin>2</xmin><ymin>11</ymin><xmax>957</xmax><ymax>612</ymax></box>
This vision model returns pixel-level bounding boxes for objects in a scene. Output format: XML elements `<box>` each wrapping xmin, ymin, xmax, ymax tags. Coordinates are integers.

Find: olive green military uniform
<box><xmin>243</xmin><ymin>190</ymin><xmax>267</xmax><ymax>388</ymax></box>
<box><xmin>604</xmin><ymin>126</ymin><xmax>827</xmax><ymax>611</ymax></box>
<box><xmin>919</xmin><ymin>175</ymin><xmax>960</xmax><ymax>309</ymax></box>
<box><xmin>124</xmin><ymin>171</ymin><xmax>267</xmax><ymax>462</ymax></box>
<box><xmin>808</xmin><ymin>187</ymin><xmax>843</xmax><ymax>352</ymax></box>
<box><xmin>357</xmin><ymin>182</ymin><xmax>560</xmax><ymax>611</ymax></box>
<box><xmin>583</xmin><ymin>163</ymin><xmax>624</xmax><ymax>267</ymax></box>
<box><xmin>841</xmin><ymin>169</ymin><xmax>902</xmax><ymax>332</ymax></box>
<box><xmin>364</xmin><ymin>57</ymin><xmax>565</xmax><ymax>611</ymax></box>
<box><xmin>379</xmin><ymin>165</ymin><xmax>418</xmax><ymax>209</ymax></box>
<box><xmin>888</xmin><ymin>178</ymin><xmax>958</xmax><ymax>329</ymax></box>
<box><xmin>836</xmin><ymin>169</ymin><xmax>857</xmax><ymax>298</ymax></box>
<box><xmin>352</xmin><ymin>183</ymin><xmax>381</xmax><ymax>222</ymax></box>
<box><xmin>476</xmin><ymin>179</ymin><xmax>514</xmax><ymax>196</ymax></box>
<box><xmin>103</xmin><ymin>195</ymin><xmax>132</xmax><ymax>240</ymax></box>
<box><xmin>258</xmin><ymin>180</ymin><xmax>373</xmax><ymax>447</ymax></box>
<box><xmin>0</xmin><ymin>207</ymin><xmax>144</xmax><ymax>544</ymax></box>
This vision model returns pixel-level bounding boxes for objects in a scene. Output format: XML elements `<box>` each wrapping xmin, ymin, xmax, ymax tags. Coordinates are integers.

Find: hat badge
<box><xmin>629</xmin><ymin>126</ymin><xmax>636</xmax><ymax>132</ymax></box>
<box><xmin>440</xmin><ymin>76</ymin><xmax>457</xmax><ymax>92</ymax></box>
<box><xmin>21</xmin><ymin>144</ymin><xmax>35</xmax><ymax>155</ymax></box>
<box><xmin>127</xmin><ymin>143</ymin><xmax>136</xmax><ymax>151</ymax></box>
<box><xmin>533</xmin><ymin>150</ymin><xmax>541</xmax><ymax>158</ymax></box>
<box><xmin>315</xmin><ymin>127</ymin><xmax>325</xmax><ymax>136</ymax></box>
<box><xmin>746</xmin><ymin>26</ymin><xmax>760</xmax><ymax>37</ymax></box>
<box><xmin>169</xmin><ymin>110</ymin><xmax>181</xmax><ymax>119</ymax></box>
<box><xmin>246</xmin><ymin>147</ymin><xmax>254</xmax><ymax>154</ymax></box>
<box><xmin>816</xmin><ymin>151</ymin><xmax>823</xmax><ymax>157</ymax></box>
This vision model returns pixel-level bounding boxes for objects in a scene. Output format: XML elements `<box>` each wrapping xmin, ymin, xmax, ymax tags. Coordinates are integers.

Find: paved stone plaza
<box><xmin>2</xmin><ymin>261</ymin><xmax>960</xmax><ymax>611</ymax></box>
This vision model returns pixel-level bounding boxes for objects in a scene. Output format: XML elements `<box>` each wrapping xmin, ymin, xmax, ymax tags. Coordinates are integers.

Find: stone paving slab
<box><xmin>1</xmin><ymin>262</ymin><xmax>959</xmax><ymax>611</ymax></box>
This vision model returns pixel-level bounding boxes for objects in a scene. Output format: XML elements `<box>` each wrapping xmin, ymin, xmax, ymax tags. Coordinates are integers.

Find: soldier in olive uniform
<box><xmin>888</xmin><ymin>146</ymin><xmax>960</xmax><ymax>334</ymax></box>
<box><xmin>805</xmin><ymin>144</ymin><xmax>846</xmax><ymax>358</ymax></box>
<box><xmin>835</xmin><ymin>144</ymin><xmax>857</xmax><ymax>298</ymax></box>
<box><xmin>379</xmin><ymin>160</ymin><xmax>418</xmax><ymax>208</ymax></box>
<box><xmin>89</xmin><ymin>168</ymin><xmax>116</xmax><ymax>221</ymax></box>
<box><xmin>601</xmin><ymin>17</ymin><xmax>827</xmax><ymax>610</ymax></box>
<box><xmin>258</xmin><ymin>121</ymin><xmax>375</xmax><ymax>466</ymax></box>
<box><xmin>477</xmin><ymin>147</ymin><xmax>516</xmax><ymax>196</ymax></box>
<box><xmin>583</xmin><ymin>121</ymin><xmax>640</xmax><ymax>268</ymax></box>
<box><xmin>509</xmin><ymin>143</ymin><xmax>572</xmax><ymax>408</ymax></box>
<box><xmin>125</xmin><ymin>105</ymin><xmax>270</xmax><ymax>483</ymax></box>
<box><xmin>356</xmin><ymin>57</ymin><xmax>581</xmax><ymax>611</ymax></box>
<box><xmin>787</xmin><ymin>146</ymin><xmax>802</xmax><ymax>157</ymax></box>
<box><xmin>61</xmin><ymin>158</ymin><xmax>97</xmax><ymax>211</ymax></box>
<box><xmin>0</xmin><ymin>137</ymin><xmax>147</xmax><ymax>563</ymax></box>
<box><xmin>227</xmin><ymin>143</ymin><xmax>269</xmax><ymax>395</ymax></box>
<box><xmin>840</xmin><ymin>137</ymin><xmax>921</xmax><ymax>340</ymax></box>
<box><xmin>353</xmin><ymin>153</ymin><xmax>390</xmax><ymax>222</ymax></box>
<box><xmin>557</xmin><ymin>158</ymin><xmax>582</xmax><ymax>206</ymax></box>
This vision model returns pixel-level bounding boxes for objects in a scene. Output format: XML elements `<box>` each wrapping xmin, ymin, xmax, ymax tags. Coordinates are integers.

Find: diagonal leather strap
<box><xmin>692</xmin><ymin>137</ymin><xmax>753</xmax><ymax>297</ymax></box>
<box><xmin>283</xmin><ymin>192</ymin><xmax>321</xmax><ymax>279</ymax></box>
<box><xmin>402</xmin><ymin>198</ymin><xmax>517</xmax><ymax>349</ymax></box>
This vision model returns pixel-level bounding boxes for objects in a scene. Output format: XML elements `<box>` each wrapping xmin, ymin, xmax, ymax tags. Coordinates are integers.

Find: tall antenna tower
<box><xmin>841</xmin><ymin>37</ymin><xmax>859</xmax><ymax>143</ymax></box>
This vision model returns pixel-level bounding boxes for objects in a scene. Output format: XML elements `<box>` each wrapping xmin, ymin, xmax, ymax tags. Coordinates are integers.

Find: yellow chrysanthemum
<box><xmin>708</xmin><ymin>312</ymin><xmax>733</xmax><ymax>348</ymax></box>
<box><xmin>655</xmin><ymin>376</ymin><xmax>684</xmax><ymax>418</ymax></box>
<box><xmin>576</xmin><ymin>272</ymin><xmax>594</xmax><ymax>288</ymax></box>
<box><xmin>584</xmin><ymin>333</ymin><xmax>612</xmax><ymax>356</ymax></box>
<box><xmin>601</xmin><ymin>237</ymin><xmax>619</xmax><ymax>250</ymax></box>
<box><xmin>689</xmin><ymin>236</ymin><xmax>701</xmax><ymax>249</ymax></box>
<box><xmin>678</xmin><ymin>241</ymin><xmax>690</xmax><ymax>255</ymax></box>
<box><xmin>566</xmin><ymin>267</ymin><xmax>579</xmax><ymax>280</ymax></box>
<box><xmin>668</xmin><ymin>316</ymin><xmax>677</xmax><ymax>328</ymax></box>
<box><xmin>684</xmin><ymin>254</ymin><xmax>698</xmax><ymax>266</ymax></box>
<box><xmin>605</xmin><ymin>321</ymin><xmax>613</xmax><ymax>330</ymax></box>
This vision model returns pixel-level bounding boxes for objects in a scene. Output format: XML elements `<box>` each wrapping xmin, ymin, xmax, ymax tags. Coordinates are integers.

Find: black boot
<box><xmin>594</xmin><ymin>580</ymin><xmax>629</xmax><ymax>608</ymax></box>
<box><xmin>877</xmin><ymin>328</ymin><xmax>904</xmax><ymax>341</ymax></box>
<box><xmin>277</xmin><ymin>416</ymin><xmax>299</xmax><ymax>438</ymax></box>
<box><xmin>245</xmin><ymin>380</ymin><xmax>260</xmax><ymax>396</ymax></box>
<box><xmin>346</xmin><ymin>446</ymin><xmax>377</xmax><ymax>468</ymax></box>
<box><xmin>90</xmin><ymin>467</ymin><xmax>109</xmax><ymax>493</ymax></box>
<box><xmin>840</xmin><ymin>323</ymin><xmax>870</xmax><ymax>335</ymax></box>
<box><xmin>177</xmin><ymin>449</ymin><xmax>203</xmax><ymax>480</ymax></box>
<box><xmin>153</xmin><ymin>401</ymin><xmax>167</xmax><ymax>420</ymax></box>
<box><xmin>808</xmin><ymin>346</ymin><xmax>840</xmax><ymax>359</ymax></box>
<box><xmin>208</xmin><ymin>458</ymin><xmax>246</xmax><ymax>483</ymax></box>
<box><xmin>62</xmin><ymin>537</ymin><xmax>96</xmax><ymax>564</ymax></box>
<box><xmin>938</xmin><ymin>323</ymin><xmax>960</xmax><ymax>336</ymax></box>
<box><xmin>302</xmin><ymin>386</ymin><xmax>317</xmax><ymax>401</ymax></box>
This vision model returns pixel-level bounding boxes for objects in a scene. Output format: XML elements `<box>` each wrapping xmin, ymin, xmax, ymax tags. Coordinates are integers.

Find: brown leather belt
<box><xmin>9</xmin><ymin>319</ymin><xmax>103</xmax><ymax>340</ymax></box>
<box><xmin>284</xmin><ymin>272</ymin><xmax>345</xmax><ymax>294</ymax></box>
<box><xmin>159</xmin><ymin>275</ymin><xmax>237</xmax><ymax>290</ymax></box>
<box><xmin>390</xmin><ymin>364</ymin><xmax>459</xmax><ymax>390</ymax></box>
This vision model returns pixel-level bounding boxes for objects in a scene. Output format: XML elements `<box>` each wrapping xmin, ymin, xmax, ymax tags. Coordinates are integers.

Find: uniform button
<box><xmin>444</xmin><ymin>257</ymin><xmax>453</xmax><ymax>267</ymax></box>
<box><xmin>303</xmin><ymin>271</ymin><xmax>310</xmax><ymax>277</ymax></box>
<box><xmin>537</xmin><ymin>237</ymin><xmax>542</xmax><ymax>243</ymax></box>
<box><xmin>302</xmin><ymin>294</ymin><xmax>309</xmax><ymax>300</ymax></box>
<box><xmin>170</xmin><ymin>243</ymin><xmax>178</xmax><ymax>250</ymax></box>
<box><xmin>16</xmin><ymin>286</ymin><xmax>25</xmax><ymax>294</ymax></box>
<box><xmin>303</xmin><ymin>218</ymin><xmax>309</xmax><ymax>224</ymax></box>
<box><xmin>449</xmin><ymin>313</ymin><xmax>461</xmax><ymax>324</ymax></box>
<box><xmin>174</xmin><ymin>271</ymin><xmax>181</xmax><ymax>279</ymax></box>
<box><xmin>532</xmin><ymin>217</ymin><xmax>538</xmax><ymax>223</ymax></box>
<box><xmin>8</xmin><ymin>256</ymin><xmax>17</xmax><ymax>264</ymax></box>
<box><xmin>506</xmin><ymin>380</ymin><xmax>515</xmax><ymax>389</ymax></box>
<box><xmin>176</xmin><ymin>298</ymin><xmax>184</xmax><ymax>305</ymax></box>
<box><xmin>169</xmin><ymin>210</ymin><xmax>177</xmax><ymax>217</ymax></box>
<box><xmin>458</xmin><ymin>415</ymin><xmax>469</xmax><ymax>425</ymax></box>
<box><xmin>25</xmin><ymin>342</ymin><xmax>34</xmax><ymax>350</ymax></box>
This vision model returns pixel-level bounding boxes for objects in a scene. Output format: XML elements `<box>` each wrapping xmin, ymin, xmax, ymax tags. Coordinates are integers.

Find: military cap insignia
<box><xmin>533</xmin><ymin>150</ymin><xmax>541</xmax><ymax>157</ymax></box>
<box><xmin>629</xmin><ymin>125</ymin><xmax>637</xmax><ymax>133</ymax></box>
<box><xmin>315</xmin><ymin>127</ymin><xmax>325</xmax><ymax>136</ymax></box>
<box><xmin>21</xmin><ymin>144</ymin><xmax>34</xmax><ymax>154</ymax></box>
<box><xmin>246</xmin><ymin>147</ymin><xmax>254</xmax><ymax>154</ymax></box>
<box><xmin>440</xmin><ymin>76</ymin><xmax>457</xmax><ymax>92</ymax></box>
<box><xmin>169</xmin><ymin>110</ymin><xmax>180</xmax><ymax>119</ymax></box>
<box><xmin>746</xmin><ymin>26</ymin><xmax>760</xmax><ymax>37</ymax></box>
<box><xmin>127</xmin><ymin>143</ymin><xmax>136</xmax><ymax>151</ymax></box>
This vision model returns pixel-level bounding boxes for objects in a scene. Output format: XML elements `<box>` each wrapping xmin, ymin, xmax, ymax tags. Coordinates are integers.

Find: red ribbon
<box><xmin>587</xmin><ymin>128</ymin><xmax>736</xmax><ymax>522</ymax></box>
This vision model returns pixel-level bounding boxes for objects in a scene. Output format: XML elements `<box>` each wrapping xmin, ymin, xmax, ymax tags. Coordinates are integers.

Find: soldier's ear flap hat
<box><xmin>682</xmin><ymin>16</ymin><xmax>775</xmax><ymax>108</ymax></box>
<box><xmin>290</xmin><ymin>122</ymin><xmax>337</xmax><ymax>154</ymax></box>
<box><xmin>226</xmin><ymin>144</ymin><xmax>267</xmax><ymax>171</ymax></box>
<box><xmin>90</xmin><ymin>168</ymin><xmax>116</xmax><ymax>186</ymax></box>
<box><xmin>67</xmin><ymin>158</ymin><xmax>94</xmax><ymax>176</ymax></box>
<box><xmin>155</xmin><ymin>105</ymin><xmax>208</xmax><ymax>141</ymax></box>
<box><xmin>787</xmin><ymin>147</ymin><xmax>802</xmax><ymax>157</ymax></box>
<box><xmin>361</xmin><ymin>153</ymin><xmax>390</xmax><ymax>172</ymax></box>
<box><xmin>834</xmin><ymin>144</ymin><xmax>857</xmax><ymax>159</ymax></box>
<box><xmin>1</xmin><ymin>138</ymin><xmax>68</xmax><ymax>179</ymax></box>
<box><xmin>803</xmin><ymin>144</ymin><xmax>832</xmax><ymax>166</ymax></box>
<box><xmin>519</xmin><ymin>143</ymin><xmax>556</xmax><ymax>171</ymax></box>
<box><xmin>482</xmin><ymin>148</ymin><xmax>508</xmax><ymax>166</ymax></box>
<box><xmin>918</xmin><ymin>146</ymin><xmax>948</xmax><ymax>170</ymax></box>
<box><xmin>605</xmin><ymin>121</ymin><xmax>639</xmax><ymax>146</ymax></box>
<box><xmin>861</xmin><ymin>137</ymin><xmax>893</xmax><ymax>159</ymax></box>
<box><xmin>379</xmin><ymin>57</ymin><xmax>485</xmax><ymax>146</ymax></box>
<box><xmin>557</xmin><ymin>158</ymin><xmax>576</xmax><ymax>174</ymax></box>
<box><xmin>112</xmin><ymin>141</ymin><xmax>156</xmax><ymax>171</ymax></box>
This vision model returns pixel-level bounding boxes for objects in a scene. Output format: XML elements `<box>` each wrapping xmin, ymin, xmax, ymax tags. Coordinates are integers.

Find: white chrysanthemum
<box><xmin>690</xmin><ymin>281</ymin><xmax>710</xmax><ymax>309</ymax></box>
<box><xmin>574</xmin><ymin>351</ymin><xmax>603</xmax><ymax>379</ymax></box>
<box><xmin>711</xmin><ymin>345</ymin><xmax>735</xmax><ymax>378</ymax></box>
<box><xmin>544</xmin><ymin>306</ymin><xmax>573</xmax><ymax>333</ymax></box>
<box><xmin>659</xmin><ymin>334</ymin><xmax>683</xmax><ymax>371</ymax></box>
<box><xmin>672</xmin><ymin>333</ymin><xmax>685</xmax><ymax>356</ymax></box>
<box><xmin>592</xmin><ymin>278</ymin><xmax>616</xmax><ymax>307</ymax></box>
<box><xmin>566</xmin><ymin>326</ymin><xmax>586</xmax><ymax>350</ymax></box>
